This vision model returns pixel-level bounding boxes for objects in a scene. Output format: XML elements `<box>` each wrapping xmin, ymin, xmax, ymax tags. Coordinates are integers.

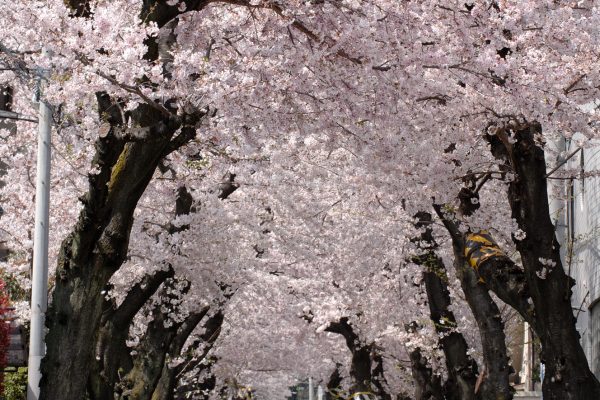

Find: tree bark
<box><xmin>325</xmin><ymin>318</ymin><xmax>373</xmax><ymax>395</ymax></box>
<box><xmin>408</xmin><ymin>347</ymin><xmax>444</xmax><ymax>400</ymax></box>
<box><xmin>371</xmin><ymin>350</ymin><xmax>392</xmax><ymax>400</ymax></box>
<box><xmin>172</xmin><ymin>311</ymin><xmax>225</xmax><ymax>399</ymax></box>
<box><xmin>40</xmin><ymin>4</ymin><xmax>204</xmax><ymax>395</ymax></box>
<box><xmin>88</xmin><ymin>184</ymin><xmax>196</xmax><ymax>399</ymax></box>
<box><xmin>486</xmin><ymin>123</ymin><xmax>600</xmax><ymax>399</ymax></box>
<box><xmin>433</xmin><ymin>206</ymin><xmax>513</xmax><ymax>400</ymax></box>
<box><xmin>89</xmin><ymin>267</ymin><xmax>175</xmax><ymax>399</ymax></box>
<box><xmin>412</xmin><ymin>212</ymin><xmax>481</xmax><ymax>400</ymax></box>
<box><xmin>40</xmin><ymin>103</ymin><xmax>193</xmax><ymax>399</ymax></box>
<box><xmin>465</xmin><ymin>236</ymin><xmax>536</xmax><ymax>332</ymax></box>
<box><xmin>326</xmin><ymin>363</ymin><xmax>343</xmax><ymax>398</ymax></box>
<box><xmin>455</xmin><ymin>256</ymin><xmax>513</xmax><ymax>400</ymax></box>
<box><xmin>116</xmin><ymin>277</ymin><xmax>195</xmax><ymax>400</ymax></box>
<box><xmin>149</xmin><ymin>308</ymin><xmax>209</xmax><ymax>400</ymax></box>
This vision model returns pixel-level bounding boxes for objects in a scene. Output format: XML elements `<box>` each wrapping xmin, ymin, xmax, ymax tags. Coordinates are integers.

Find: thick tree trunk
<box><xmin>116</xmin><ymin>277</ymin><xmax>197</xmax><ymax>400</ymax></box>
<box><xmin>325</xmin><ymin>318</ymin><xmax>373</xmax><ymax>395</ymax></box>
<box><xmin>89</xmin><ymin>267</ymin><xmax>175</xmax><ymax>399</ymax></box>
<box><xmin>371</xmin><ymin>351</ymin><xmax>392</xmax><ymax>400</ymax></box>
<box><xmin>455</xmin><ymin>258</ymin><xmax>512</xmax><ymax>400</ymax></box>
<box><xmin>424</xmin><ymin>267</ymin><xmax>482</xmax><ymax>400</ymax></box>
<box><xmin>487</xmin><ymin>123</ymin><xmax>600</xmax><ymax>399</ymax></box>
<box><xmin>40</xmin><ymin>3</ymin><xmax>204</xmax><ymax>392</ymax></box>
<box><xmin>413</xmin><ymin>212</ymin><xmax>481</xmax><ymax>399</ymax></box>
<box><xmin>465</xmin><ymin>238</ymin><xmax>536</xmax><ymax>331</ymax></box>
<box><xmin>408</xmin><ymin>347</ymin><xmax>444</xmax><ymax>400</ymax></box>
<box><xmin>326</xmin><ymin>363</ymin><xmax>343</xmax><ymax>398</ymax></box>
<box><xmin>433</xmin><ymin>207</ymin><xmax>513</xmax><ymax>400</ymax></box>
<box><xmin>149</xmin><ymin>309</ymin><xmax>209</xmax><ymax>400</ymax></box>
<box><xmin>40</xmin><ymin>105</ymin><xmax>189</xmax><ymax>399</ymax></box>
<box><xmin>89</xmin><ymin>185</ymin><xmax>195</xmax><ymax>399</ymax></box>
<box><xmin>167</xmin><ymin>310</ymin><xmax>225</xmax><ymax>400</ymax></box>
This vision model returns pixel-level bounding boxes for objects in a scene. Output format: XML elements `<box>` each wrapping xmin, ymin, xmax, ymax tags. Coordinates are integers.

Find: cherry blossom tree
<box><xmin>1</xmin><ymin>0</ymin><xmax>600</xmax><ymax>399</ymax></box>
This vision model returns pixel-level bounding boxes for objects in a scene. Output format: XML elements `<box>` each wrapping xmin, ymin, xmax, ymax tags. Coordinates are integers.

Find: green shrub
<box><xmin>3</xmin><ymin>367</ymin><xmax>26</xmax><ymax>400</ymax></box>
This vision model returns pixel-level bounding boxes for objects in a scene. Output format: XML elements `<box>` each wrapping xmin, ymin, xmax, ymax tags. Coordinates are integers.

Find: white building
<box><xmin>549</xmin><ymin>136</ymin><xmax>600</xmax><ymax>379</ymax></box>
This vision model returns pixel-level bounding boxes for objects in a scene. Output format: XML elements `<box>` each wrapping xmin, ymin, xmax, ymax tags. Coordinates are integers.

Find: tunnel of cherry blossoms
<box><xmin>0</xmin><ymin>1</ymin><xmax>599</xmax><ymax>399</ymax></box>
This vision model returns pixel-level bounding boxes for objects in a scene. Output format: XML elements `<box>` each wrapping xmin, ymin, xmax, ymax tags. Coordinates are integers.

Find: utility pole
<box><xmin>27</xmin><ymin>76</ymin><xmax>52</xmax><ymax>400</ymax></box>
<box><xmin>0</xmin><ymin>48</ymin><xmax>51</xmax><ymax>400</ymax></box>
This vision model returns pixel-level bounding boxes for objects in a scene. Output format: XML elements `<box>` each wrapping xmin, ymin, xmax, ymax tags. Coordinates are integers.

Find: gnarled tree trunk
<box><xmin>40</xmin><ymin>0</ymin><xmax>205</xmax><ymax>396</ymax></box>
<box><xmin>40</xmin><ymin>102</ymin><xmax>197</xmax><ymax>399</ymax></box>
<box><xmin>486</xmin><ymin>123</ymin><xmax>600</xmax><ymax>399</ymax></box>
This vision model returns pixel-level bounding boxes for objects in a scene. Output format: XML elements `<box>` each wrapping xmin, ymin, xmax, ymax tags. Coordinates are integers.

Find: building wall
<box><xmin>550</xmin><ymin>138</ymin><xmax>600</xmax><ymax>378</ymax></box>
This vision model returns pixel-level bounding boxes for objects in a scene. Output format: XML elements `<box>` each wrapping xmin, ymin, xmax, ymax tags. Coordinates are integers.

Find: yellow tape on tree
<box><xmin>464</xmin><ymin>231</ymin><xmax>504</xmax><ymax>274</ymax></box>
<box><xmin>347</xmin><ymin>392</ymin><xmax>376</xmax><ymax>400</ymax></box>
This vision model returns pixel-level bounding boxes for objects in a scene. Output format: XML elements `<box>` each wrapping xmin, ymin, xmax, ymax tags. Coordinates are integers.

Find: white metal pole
<box><xmin>308</xmin><ymin>377</ymin><xmax>314</xmax><ymax>400</ymax></box>
<box><xmin>520</xmin><ymin>321</ymin><xmax>533</xmax><ymax>392</ymax></box>
<box><xmin>317</xmin><ymin>385</ymin><xmax>324</xmax><ymax>400</ymax></box>
<box><xmin>27</xmin><ymin>96</ymin><xmax>51</xmax><ymax>400</ymax></box>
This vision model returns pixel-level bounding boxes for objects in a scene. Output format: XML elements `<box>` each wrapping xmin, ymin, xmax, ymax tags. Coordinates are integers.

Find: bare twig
<box><xmin>74</xmin><ymin>52</ymin><xmax>173</xmax><ymax>117</ymax></box>
<box><xmin>564</xmin><ymin>74</ymin><xmax>587</xmax><ymax>95</ymax></box>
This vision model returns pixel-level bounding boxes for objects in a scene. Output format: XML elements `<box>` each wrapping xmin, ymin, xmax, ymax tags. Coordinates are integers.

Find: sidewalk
<box><xmin>514</xmin><ymin>391</ymin><xmax>542</xmax><ymax>400</ymax></box>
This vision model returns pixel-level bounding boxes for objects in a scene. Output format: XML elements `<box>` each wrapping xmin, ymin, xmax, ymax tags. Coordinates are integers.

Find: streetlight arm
<box><xmin>0</xmin><ymin>109</ymin><xmax>38</xmax><ymax>123</ymax></box>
